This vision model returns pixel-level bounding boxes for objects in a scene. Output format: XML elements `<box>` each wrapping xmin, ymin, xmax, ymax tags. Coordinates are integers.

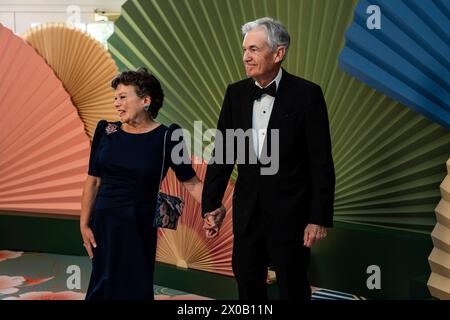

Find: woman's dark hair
<box><xmin>111</xmin><ymin>67</ymin><xmax>164</xmax><ymax>118</ymax></box>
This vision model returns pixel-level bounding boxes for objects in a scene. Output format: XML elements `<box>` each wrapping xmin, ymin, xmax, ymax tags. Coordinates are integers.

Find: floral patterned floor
<box><xmin>0</xmin><ymin>250</ymin><xmax>210</xmax><ymax>300</ymax></box>
<box><xmin>0</xmin><ymin>250</ymin><xmax>364</xmax><ymax>300</ymax></box>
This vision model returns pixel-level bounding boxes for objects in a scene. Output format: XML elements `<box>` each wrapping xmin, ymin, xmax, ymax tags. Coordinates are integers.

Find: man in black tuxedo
<box><xmin>202</xmin><ymin>17</ymin><xmax>335</xmax><ymax>300</ymax></box>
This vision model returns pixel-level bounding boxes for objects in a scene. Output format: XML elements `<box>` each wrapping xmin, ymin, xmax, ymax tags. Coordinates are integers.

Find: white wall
<box><xmin>0</xmin><ymin>0</ymin><xmax>126</xmax><ymax>34</ymax></box>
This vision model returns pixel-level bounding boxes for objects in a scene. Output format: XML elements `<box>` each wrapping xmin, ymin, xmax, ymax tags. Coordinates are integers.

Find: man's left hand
<box><xmin>303</xmin><ymin>224</ymin><xmax>327</xmax><ymax>248</ymax></box>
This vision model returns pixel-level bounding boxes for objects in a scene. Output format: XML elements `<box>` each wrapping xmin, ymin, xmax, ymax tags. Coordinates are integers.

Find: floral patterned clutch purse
<box><xmin>153</xmin><ymin>192</ymin><xmax>184</xmax><ymax>229</ymax></box>
<box><xmin>153</xmin><ymin>126</ymin><xmax>184</xmax><ymax>230</ymax></box>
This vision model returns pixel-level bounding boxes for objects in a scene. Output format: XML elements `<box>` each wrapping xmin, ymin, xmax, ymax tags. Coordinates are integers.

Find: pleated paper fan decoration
<box><xmin>339</xmin><ymin>0</ymin><xmax>450</xmax><ymax>130</ymax></box>
<box><xmin>156</xmin><ymin>157</ymin><xmax>234</xmax><ymax>276</ymax></box>
<box><xmin>0</xmin><ymin>23</ymin><xmax>90</xmax><ymax>215</ymax></box>
<box><xmin>109</xmin><ymin>0</ymin><xmax>450</xmax><ymax>234</ymax></box>
<box><xmin>23</xmin><ymin>23</ymin><xmax>119</xmax><ymax>140</ymax></box>
<box><xmin>428</xmin><ymin>158</ymin><xmax>450</xmax><ymax>299</ymax></box>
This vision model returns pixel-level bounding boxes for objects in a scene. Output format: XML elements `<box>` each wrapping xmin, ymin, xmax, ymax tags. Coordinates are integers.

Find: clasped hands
<box><xmin>203</xmin><ymin>205</ymin><xmax>226</xmax><ymax>238</ymax></box>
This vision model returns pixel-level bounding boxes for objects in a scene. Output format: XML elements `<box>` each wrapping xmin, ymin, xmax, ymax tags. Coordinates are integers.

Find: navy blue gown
<box><xmin>85</xmin><ymin>120</ymin><xmax>195</xmax><ymax>300</ymax></box>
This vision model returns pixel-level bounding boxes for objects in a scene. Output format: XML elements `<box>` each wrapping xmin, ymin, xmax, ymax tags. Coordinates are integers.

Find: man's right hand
<box><xmin>203</xmin><ymin>205</ymin><xmax>226</xmax><ymax>239</ymax></box>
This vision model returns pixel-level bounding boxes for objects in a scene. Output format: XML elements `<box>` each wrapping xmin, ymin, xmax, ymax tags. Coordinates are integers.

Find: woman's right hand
<box><xmin>80</xmin><ymin>225</ymin><xmax>97</xmax><ymax>259</ymax></box>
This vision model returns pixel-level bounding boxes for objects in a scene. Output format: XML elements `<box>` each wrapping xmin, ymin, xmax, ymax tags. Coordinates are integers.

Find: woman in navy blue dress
<box><xmin>79</xmin><ymin>68</ymin><xmax>218</xmax><ymax>299</ymax></box>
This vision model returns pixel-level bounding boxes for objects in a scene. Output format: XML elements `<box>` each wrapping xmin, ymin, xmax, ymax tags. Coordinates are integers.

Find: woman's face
<box><xmin>114</xmin><ymin>84</ymin><xmax>151</xmax><ymax>123</ymax></box>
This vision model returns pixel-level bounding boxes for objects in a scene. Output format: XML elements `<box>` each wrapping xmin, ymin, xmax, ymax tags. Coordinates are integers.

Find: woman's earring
<box><xmin>144</xmin><ymin>104</ymin><xmax>150</xmax><ymax>111</ymax></box>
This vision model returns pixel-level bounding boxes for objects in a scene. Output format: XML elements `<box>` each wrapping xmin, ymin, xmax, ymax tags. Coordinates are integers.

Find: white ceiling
<box><xmin>0</xmin><ymin>0</ymin><xmax>126</xmax><ymax>12</ymax></box>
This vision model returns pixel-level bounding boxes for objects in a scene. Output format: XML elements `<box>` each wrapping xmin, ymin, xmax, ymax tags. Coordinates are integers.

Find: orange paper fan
<box><xmin>23</xmin><ymin>23</ymin><xmax>119</xmax><ymax>139</ymax></box>
<box><xmin>156</xmin><ymin>157</ymin><xmax>234</xmax><ymax>276</ymax></box>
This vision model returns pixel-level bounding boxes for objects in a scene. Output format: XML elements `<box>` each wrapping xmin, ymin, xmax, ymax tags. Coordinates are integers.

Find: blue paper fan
<box><xmin>339</xmin><ymin>0</ymin><xmax>450</xmax><ymax>130</ymax></box>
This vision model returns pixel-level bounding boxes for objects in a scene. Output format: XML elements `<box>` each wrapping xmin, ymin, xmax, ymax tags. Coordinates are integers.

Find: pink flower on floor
<box><xmin>0</xmin><ymin>276</ymin><xmax>25</xmax><ymax>294</ymax></box>
<box><xmin>155</xmin><ymin>294</ymin><xmax>212</xmax><ymax>300</ymax></box>
<box><xmin>3</xmin><ymin>291</ymin><xmax>86</xmax><ymax>300</ymax></box>
<box><xmin>23</xmin><ymin>276</ymin><xmax>55</xmax><ymax>286</ymax></box>
<box><xmin>0</xmin><ymin>250</ymin><xmax>23</xmax><ymax>262</ymax></box>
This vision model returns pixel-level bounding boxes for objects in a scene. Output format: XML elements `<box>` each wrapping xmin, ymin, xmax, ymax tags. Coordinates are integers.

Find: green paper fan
<box><xmin>108</xmin><ymin>0</ymin><xmax>450</xmax><ymax>233</ymax></box>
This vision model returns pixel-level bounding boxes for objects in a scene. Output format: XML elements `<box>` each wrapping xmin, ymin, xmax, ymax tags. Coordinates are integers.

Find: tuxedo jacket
<box><xmin>202</xmin><ymin>69</ymin><xmax>335</xmax><ymax>242</ymax></box>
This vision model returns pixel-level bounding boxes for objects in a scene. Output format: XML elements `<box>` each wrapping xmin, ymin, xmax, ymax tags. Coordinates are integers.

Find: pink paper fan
<box><xmin>156</xmin><ymin>157</ymin><xmax>234</xmax><ymax>276</ymax></box>
<box><xmin>0</xmin><ymin>24</ymin><xmax>90</xmax><ymax>216</ymax></box>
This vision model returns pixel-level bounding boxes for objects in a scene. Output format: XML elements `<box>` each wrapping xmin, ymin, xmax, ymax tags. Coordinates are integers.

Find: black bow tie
<box><xmin>253</xmin><ymin>82</ymin><xmax>277</xmax><ymax>100</ymax></box>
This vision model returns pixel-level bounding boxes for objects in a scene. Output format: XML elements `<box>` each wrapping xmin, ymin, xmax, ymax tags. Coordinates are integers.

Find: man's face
<box><xmin>242</xmin><ymin>28</ymin><xmax>284</xmax><ymax>82</ymax></box>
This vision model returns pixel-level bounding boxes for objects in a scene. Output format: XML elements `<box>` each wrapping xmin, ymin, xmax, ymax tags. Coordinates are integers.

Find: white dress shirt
<box><xmin>252</xmin><ymin>68</ymin><xmax>283</xmax><ymax>158</ymax></box>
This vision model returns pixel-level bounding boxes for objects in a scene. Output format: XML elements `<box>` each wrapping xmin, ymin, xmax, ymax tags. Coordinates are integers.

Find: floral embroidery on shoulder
<box><xmin>105</xmin><ymin>123</ymin><xmax>118</xmax><ymax>135</ymax></box>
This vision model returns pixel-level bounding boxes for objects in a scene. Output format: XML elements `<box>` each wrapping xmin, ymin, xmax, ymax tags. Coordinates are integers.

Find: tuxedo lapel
<box><xmin>260</xmin><ymin>69</ymin><xmax>294</xmax><ymax>157</ymax></box>
<box><xmin>244</xmin><ymin>81</ymin><xmax>259</xmax><ymax>162</ymax></box>
<box><xmin>267</xmin><ymin>69</ymin><xmax>294</xmax><ymax>131</ymax></box>
<box><xmin>241</xmin><ymin>80</ymin><xmax>258</xmax><ymax>131</ymax></box>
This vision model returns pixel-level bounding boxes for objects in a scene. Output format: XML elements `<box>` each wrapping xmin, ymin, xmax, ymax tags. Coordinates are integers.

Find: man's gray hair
<box><xmin>241</xmin><ymin>17</ymin><xmax>291</xmax><ymax>60</ymax></box>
